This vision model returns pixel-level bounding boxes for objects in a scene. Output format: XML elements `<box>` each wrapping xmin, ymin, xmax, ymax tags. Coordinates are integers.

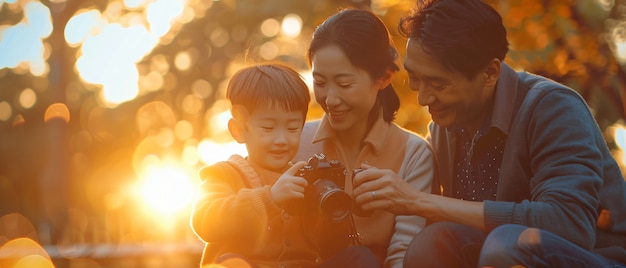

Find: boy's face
<box><xmin>237</xmin><ymin>107</ymin><xmax>304</xmax><ymax>173</ymax></box>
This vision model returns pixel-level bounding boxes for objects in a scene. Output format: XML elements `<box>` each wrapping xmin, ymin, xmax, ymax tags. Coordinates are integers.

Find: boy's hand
<box><xmin>271</xmin><ymin>161</ymin><xmax>308</xmax><ymax>206</ymax></box>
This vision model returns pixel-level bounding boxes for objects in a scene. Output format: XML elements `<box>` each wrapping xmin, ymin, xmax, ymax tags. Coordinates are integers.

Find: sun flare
<box><xmin>135</xmin><ymin>165</ymin><xmax>195</xmax><ymax>215</ymax></box>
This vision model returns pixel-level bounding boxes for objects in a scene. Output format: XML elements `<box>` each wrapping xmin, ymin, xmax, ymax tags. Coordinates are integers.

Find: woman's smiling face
<box><xmin>311</xmin><ymin>45</ymin><xmax>385</xmax><ymax>135</ymax></box>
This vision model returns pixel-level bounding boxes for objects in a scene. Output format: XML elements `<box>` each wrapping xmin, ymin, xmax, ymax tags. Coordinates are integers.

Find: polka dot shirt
<box><xmin>452</xmin><ymin>127</ymin><xmax>505</xmax><ymax>201</ymax></box>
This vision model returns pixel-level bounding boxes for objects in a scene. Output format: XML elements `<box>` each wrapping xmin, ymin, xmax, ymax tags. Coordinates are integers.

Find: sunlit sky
<box><xmin>0</xmin><ymin>0</ymin><xmax>51</xmax><ymax>76</ymax></box>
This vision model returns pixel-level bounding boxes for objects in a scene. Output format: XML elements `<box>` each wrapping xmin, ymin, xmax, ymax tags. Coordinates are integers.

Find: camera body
<box><xmin>294</xmin><ymin>154</ymin><xmax>352</xmax><ymax>223</ymax></box>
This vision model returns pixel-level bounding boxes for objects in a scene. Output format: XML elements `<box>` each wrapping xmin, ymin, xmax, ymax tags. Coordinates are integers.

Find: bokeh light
<box><xmin>0</xmin><ymin>101</ymin><xmax>12</xmax><ymax>121</ymax></box>
<box><xmin>18</xmin><ymin>88</ymin><xmax>37</xmax><ymax>109</ymax></box>
<box><xmin>174</xmin><ymin>51</ymin><xmax>192</xmax><ymax>71</ymax></box>
<box><xmin>261</xmin><ymin>18</ymin><xmax>280</xmax><ymax>37</ymax></box>
<box><xmin>44</xmin><ymin>103</ymin><xmax>70</xmax><ymax>123</ymax></box>
<box><xmin>281</xmin><ymin>13</ymin><xmax>302</xmax><ymax>38</ymax></box>
<box><xmin>259</xmin><ymin>41</ymin><xmax>279</xmax><ymax>60</ymax></box>
<box><xmin>0</xmin><ymin>238</ymin><xmax>52</xmax><ymax>268</ymax></box>
<box><xmin>612</xmin><ymin>124</ymin><xmax>626</xmax><ymax>167</ymax></box>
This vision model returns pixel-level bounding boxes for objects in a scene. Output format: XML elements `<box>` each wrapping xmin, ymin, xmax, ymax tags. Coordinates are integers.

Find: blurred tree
<box><xmin>490</xmin><ymin>0</ymin><xmax>626</xmax><ymax>132</ymax></box>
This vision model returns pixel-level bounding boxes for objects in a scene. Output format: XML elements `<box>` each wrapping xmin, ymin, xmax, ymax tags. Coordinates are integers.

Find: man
<box><xmin>352</xmin><ymin>0</ymin><xmax>626</xmax><ymax>267</ymax></box>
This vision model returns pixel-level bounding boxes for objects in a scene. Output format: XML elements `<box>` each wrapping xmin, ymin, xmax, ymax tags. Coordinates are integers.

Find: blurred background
<box><xmin>2</xmin><ymin>0</ymin><xmax>626</xmax><ymax>267</ymax></box>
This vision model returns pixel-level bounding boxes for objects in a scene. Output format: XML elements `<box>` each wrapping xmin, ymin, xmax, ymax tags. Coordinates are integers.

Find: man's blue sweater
<box><xmin>429</xmin><ymin>63</ymin><xmax>626</xmax><ymax>263</ymax></box>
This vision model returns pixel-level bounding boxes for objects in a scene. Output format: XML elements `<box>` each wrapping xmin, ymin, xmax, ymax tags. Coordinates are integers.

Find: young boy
<box><xmin>189</xmin><ymin>64</ymin><xmax>379</xmax><ymax>268</ymax></box>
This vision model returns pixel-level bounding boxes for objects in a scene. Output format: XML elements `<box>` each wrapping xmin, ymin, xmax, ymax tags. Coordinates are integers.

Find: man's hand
<box><xmin>352</xmin><ymin>164</ymin><xmax>421</xmax><ymax>215</ymax></box>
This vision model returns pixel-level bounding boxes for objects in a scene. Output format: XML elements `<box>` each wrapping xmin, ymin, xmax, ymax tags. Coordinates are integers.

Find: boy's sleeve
<box><xmin>189</xmin><ymin>162</ymin><xmax>282</xmax><ymax>245</ymax></box>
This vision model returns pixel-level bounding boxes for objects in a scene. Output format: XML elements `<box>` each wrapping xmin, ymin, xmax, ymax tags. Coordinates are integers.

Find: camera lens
<box><xmin>314</xmin><ymin>179</ymin><xmax>352</xmax><ymax>223</ymax></box>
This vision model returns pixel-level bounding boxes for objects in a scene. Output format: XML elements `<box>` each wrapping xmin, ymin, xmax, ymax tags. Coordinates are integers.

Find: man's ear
<box><xmin>376</xmin><ymin>69</ymin><xmax>394</xmax><ymax>90</ymax></box>
<box><xmin>484</xmin><ymin>58</ymin><xmax>501</xmax><ymax>88</ymax></box>
<box><xmin>228</xmin><ymin>118</ymin><xmax>246</xmax><ymax>144</ymax></box>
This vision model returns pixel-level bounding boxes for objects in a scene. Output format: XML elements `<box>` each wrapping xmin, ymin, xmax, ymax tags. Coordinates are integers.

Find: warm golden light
<box><xmin>595</xmin><ymin>0</ymin><xmax>614</xmax><ymax>11</ymax></box>
<box><xmin>135</xmin><ymin>101</ymin><xmax>176</xmax><ymax>135</ymax></box>
<box><xmin>182</xmin><ymin>94</ymin><xmax>204</xmax><ymax>115</ymax></box>
<box><xmin>259</xmin><ymin>41</ymin><xmax>279</xmax><ymax>60</ymax></box>
<box><xmin>13</xmin><ymin>254</ymin><xmax>55</xmax><ymax>268</ymax></box>
<box><xmin>138</xmin><ymin>70</ymin><xmax>164</xmax><ymax>93</ymax></box>
<box><xmin>0</xmin><ymin>101</ymin><xmax>12</xmax><ymax>121</ymax></box>
<box><xmin>175</xmin><ymin>50</ymin><xmax>192</xmax><ymax>71</ymax></box>
<box><xmin>611</xmin><ymin>22</ymin><xmax>626</xmax><ymax>64</ymax></box>
<box><xmin>261</xmin><ymin>18</ymin><xmax>280</xmax><ymax>37</ymax></box>
<box><xmin>206</xmin><ymin>106</ymin><xmax>233</xmax><ymax>141</ymax></box>
<box><xmin>0</xmin><ymin>238</ymin><xmax>52</xmax><ymax>268</ymax></box>
<box><xmin>197</xmin><ymin>139</ymin><xmax>247</xmax><ymax>165</ymax></box>
<box><xmin>209</xmin><ymin>26</ymin><xmax>229</xmax><ymax>48</ymax></box>
<box><xmin>134</xmin><ymin>165</ymin><xmax>195</xmax><ymax>215</ymax></box>
<box><xmin>174</xmin><ymin>120</ymin><xmax>194</xmax><ymax>140</ymax></box>
<box><xmin>182</xmin><ymin>143</ymin><xmax>199</xmax><ymax>166</ymax></box>
<box><xmin>18</xmin><ymin>88</ymin><xmax>37</xmax><ymax>109</ymax></box>
<box><xmin>613</xmin><ymin>124</ymin><xmax>626</xmax><ymax>165</ymax></box>
<box><xmin>44</xmin><ymin>103</ymin><xmax>70</xmax><ymax>123</ymax></box>
<box><xmin>191</xmin><ymin>79</ymin><xmax>212</xmax><ymax>98</ymax></box>
<box><xmin>281</xmin><ymin>13</ymin><xmax>302</xmax><ymax>38</ymax></box>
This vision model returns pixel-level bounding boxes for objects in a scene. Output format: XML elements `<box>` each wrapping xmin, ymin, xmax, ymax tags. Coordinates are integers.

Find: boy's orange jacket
<box><xmin>190</xmin><ymin>155</ymin><xmax>323</xmax><ymax>268</ymax></box>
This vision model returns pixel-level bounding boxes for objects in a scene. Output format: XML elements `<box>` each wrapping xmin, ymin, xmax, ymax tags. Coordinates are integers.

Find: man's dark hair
<box><xmin>399</xmin><ymin>0</ymin><xmax>509</xmax><ymax>79</ymax></box>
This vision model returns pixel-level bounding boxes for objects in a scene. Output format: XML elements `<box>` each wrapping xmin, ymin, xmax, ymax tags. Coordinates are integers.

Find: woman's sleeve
<box><xmin>385</xmin><ymin>137</ymin><xmax>435</xmax><ymax>268</ymax></box>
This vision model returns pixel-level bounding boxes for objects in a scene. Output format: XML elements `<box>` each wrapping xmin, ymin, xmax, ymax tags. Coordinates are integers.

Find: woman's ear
<box><xmin>484</xmin><ymin>58</ymin><xmax>501</xmax><ymax>88</ymax></box>
<box><xmin>228</xmin><ymin>118</ymin><xmax>246</xmax><ymax>144</ymax></box>
<box><xmin>376</xmin><ymin>69</ymin><xmax>394</xmax><ymax>91</ymax></box>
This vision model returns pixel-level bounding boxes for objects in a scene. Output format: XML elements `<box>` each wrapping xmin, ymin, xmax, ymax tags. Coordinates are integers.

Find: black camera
<box><xmin>292</xmin><ymin>154</ymin><xmax>352</xmax><ymax>223</ymax></box>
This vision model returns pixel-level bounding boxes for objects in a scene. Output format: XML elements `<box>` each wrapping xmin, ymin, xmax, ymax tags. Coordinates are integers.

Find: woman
<box><xmin>293</xmin><ymin>8</ymin><xmax>435</xmax><ymax>268</ymax></box>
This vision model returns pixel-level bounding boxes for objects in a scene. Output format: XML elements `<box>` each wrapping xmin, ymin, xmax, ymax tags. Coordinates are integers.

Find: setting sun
<box><xmin>133</xmin><ymin>165</ymin><xmax>195</xmax><ymax>215</ymax></box>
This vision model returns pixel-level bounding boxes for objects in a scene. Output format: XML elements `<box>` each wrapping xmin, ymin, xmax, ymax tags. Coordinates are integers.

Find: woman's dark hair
<box><xmin>308</xmin><ymin>8</ymin><xmax>400</xmax><ymax>122</ymax></box>
<box><xmin>399</xmin><ymin>0</ymin><xmax>509</xmax><ymax>79</ymax></box>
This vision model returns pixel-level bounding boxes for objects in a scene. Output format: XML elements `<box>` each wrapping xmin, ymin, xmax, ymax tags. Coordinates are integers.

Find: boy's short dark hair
<box><xmin>226</xmin><ymin>64</ymin><xmax>311</xmax><ymax>120</ymax></box>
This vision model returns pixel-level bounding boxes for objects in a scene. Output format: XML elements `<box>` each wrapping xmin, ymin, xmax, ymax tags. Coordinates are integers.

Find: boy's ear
<box><xmin>228</xmin><ymin>118</ymin><xmax>246</xmax><ymax>144</ymax></box>
<box><xmin>376</xmin><ymin>69</ymin><xmax>394</xmax><ymax>91</ymax></box>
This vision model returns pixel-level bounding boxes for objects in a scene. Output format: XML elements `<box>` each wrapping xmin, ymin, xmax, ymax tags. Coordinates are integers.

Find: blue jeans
<box><xmin>403</xmin><ymin>222</ymin><xmax>625</xmax><ymax>268</ymax></box>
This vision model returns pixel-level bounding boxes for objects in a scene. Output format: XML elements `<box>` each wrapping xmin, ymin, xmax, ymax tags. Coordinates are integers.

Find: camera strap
<box><xmin>346</xmin><ymin>214</ymin><xmax>362</xmax><ymax>245</ymax></box>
